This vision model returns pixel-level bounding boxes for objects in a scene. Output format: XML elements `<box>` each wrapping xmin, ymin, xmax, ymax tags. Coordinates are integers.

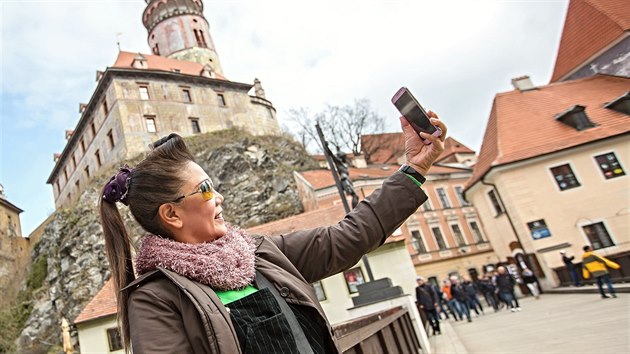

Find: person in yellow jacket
<box><xmin>581</xmin><ymin>245</ymin><xmax>621</xmax><ymax>299</ymax></box>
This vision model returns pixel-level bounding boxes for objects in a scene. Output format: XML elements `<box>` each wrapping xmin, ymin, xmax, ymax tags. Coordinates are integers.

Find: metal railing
<box><xmin>334</xmin><ymin>306</ymin><xmax>421</xmax><ymax>354</ymax></box>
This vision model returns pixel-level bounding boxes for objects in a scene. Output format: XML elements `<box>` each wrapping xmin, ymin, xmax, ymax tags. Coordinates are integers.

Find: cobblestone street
<box><xmin>434</xmin><ymin>293</ymin><xmax>629</xmax><ymax>353</ymax></box>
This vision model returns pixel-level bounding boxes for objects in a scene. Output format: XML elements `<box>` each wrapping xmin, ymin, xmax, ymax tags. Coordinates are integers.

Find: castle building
<box><xmin>47</xmin><ymin>0</ymin><xmax>281</xmax><ymax>208</ymax></box>
<box><xmin>0</xmin><ymin>184</ymin><xmax>30</xmax><ymax>308</ymax></box>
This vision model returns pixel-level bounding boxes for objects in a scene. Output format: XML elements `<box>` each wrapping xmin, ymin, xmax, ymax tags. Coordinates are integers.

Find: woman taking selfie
<box><xmin>99</xmin><ymin>114</ymin><xmax>447</xmax><ymax>353</ymax></box>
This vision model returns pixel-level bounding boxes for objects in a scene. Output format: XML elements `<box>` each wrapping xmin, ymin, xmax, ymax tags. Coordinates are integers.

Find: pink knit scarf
<box><xmin>135</xmin><ymin>225</ymin><xmax>257</xmax><ymax>291</ymax></box>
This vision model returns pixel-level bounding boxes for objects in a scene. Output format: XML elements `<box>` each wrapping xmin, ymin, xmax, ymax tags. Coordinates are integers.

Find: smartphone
<box><xmin>392</xmin><ymin>87</ymin><xmax>442</xmax><ymax>144</ymax></box>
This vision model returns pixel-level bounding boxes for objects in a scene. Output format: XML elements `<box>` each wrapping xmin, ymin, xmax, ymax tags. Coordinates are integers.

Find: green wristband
<box><xmin>405</xmin><ymin>174</ymin><xmax>423</xmax><ymax>188</ymax></box>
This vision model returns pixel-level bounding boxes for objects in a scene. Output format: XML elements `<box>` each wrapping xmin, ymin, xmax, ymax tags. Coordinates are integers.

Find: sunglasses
<box><xmin>172</xmin><ymin>179</ymin><xmax>215</xmax><ymax>203</ymax></box>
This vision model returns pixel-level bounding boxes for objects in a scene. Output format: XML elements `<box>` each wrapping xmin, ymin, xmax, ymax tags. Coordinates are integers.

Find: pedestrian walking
<box><xmin>478</xmin><ymin>274</ymin><xmax>499</xmax><ymax>311</ymax></box>
<box><xmin>521</xmin><ymin>267</ymin><xmax>540</xmax><ymax>299</ymax></box>
<box><xmin>560</xmin><ymin>250</ymin><xmax>582</xmax><ymax>286</ymax></box>
<box><xmin>494</xmin><ymin>266</ymin><xmax>521</xmax><ymax>312</ymax></box>
<box><xmin>416</xmin><ymin>277</ymin><xmax>441</xmax><ymax>335</ymax></box>
<box><xmin>431</xmin><ymin>282</ymin><xmax>450</xmax><ymax>320</ymax></box>
<box><xmin>581</xmin><ymin>245</ymin><xmax>620</xmax><ymax>299</ymax></box>
<box><xmin>463</xmin><ymin>277</ymin><xmax>484</xmax><ymax>316</ymax></box>
<box><xmin>441</xmin><ymin>279</ymin><xmax>462</xmax><ymax>321</ymax></box>
<box><xmin>450</xmin><ymin>277</ymin><xmax>472</xmax><ymax>322</ymax></box>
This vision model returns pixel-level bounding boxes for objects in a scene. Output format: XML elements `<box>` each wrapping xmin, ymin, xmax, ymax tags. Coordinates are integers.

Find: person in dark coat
<box><xmin>494</xmin><ymin>266</ymin><xmax>521</xmax><ymax>312</ymax></box>
<box><xmin>521</xmin><ymin>267</ymin><xmax>540</xmax><ymax>299</ymax></box>
<box><xmin>478</xmin><ymin>274</ymin><xmax>499</xmax><ymax>311</ymax></box>
<box><xmin>416</xmin><ymin>277</ymin><xmax>441</xmax><ymax>335</ymax></box>
<box><xmin>450</xmin><ymin>276</ymin><xmax>472</xmax><ymax>322</ymax></box>
<box><xmin>560</xmin><ymin>250</ymin><xmax>582</xmax><ymax>287</ymax></box>
<box><xmin>463</xmin><ymin>277</ymin><xmax>484</xmax><ymax>315</ymax></box>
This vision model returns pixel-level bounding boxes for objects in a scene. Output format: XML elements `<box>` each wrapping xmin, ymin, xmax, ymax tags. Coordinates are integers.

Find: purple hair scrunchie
<box><xmin>103</xmin><ymin>165</ymin><xmax>133</xmax><ymax>205</ymax></box>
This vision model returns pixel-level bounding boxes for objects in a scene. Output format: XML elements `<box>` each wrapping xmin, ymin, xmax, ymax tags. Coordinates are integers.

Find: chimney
<box><xmin>96</xmin><ymin>70</ymin><xmax>104</xmax><ymax>82</ymax></box>
<box><xmin>65</xmin><ymin>130</ymin><xmax>74</xmax><ymax>140</ymax></box>
<box><xmin>511</xmin><ymin>75</ymin><xmax>536</xmax><ymax>92</ymax></box>
<box><xmin>53</xmin><ymin>153</ymin><xmax>61</xmax><ymax>162</ymax></box>
<box><xmin>79</xmin><ymin>103</ymin><xmax>87</xmax><ymax>113</ymax></box>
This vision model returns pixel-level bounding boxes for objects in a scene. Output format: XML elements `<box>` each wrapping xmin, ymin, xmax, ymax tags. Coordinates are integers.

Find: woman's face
<box><xmin>171</xmin><ymin>161</ymin><xmax>226</xmax><ymax>243</ymax></box>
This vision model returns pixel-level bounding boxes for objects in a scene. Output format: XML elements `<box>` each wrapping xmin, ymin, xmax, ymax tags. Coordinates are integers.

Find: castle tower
<box><xmin>142</xmin><ymin>0</ymin><xmax>224</xmax><ymax>75</ymax></box>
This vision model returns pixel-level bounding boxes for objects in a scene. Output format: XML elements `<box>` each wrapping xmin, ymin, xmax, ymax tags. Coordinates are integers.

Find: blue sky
<box><xmin>1</xmin><ymin>0</ymin><xmax>569</xmax><ymax>235</ymax></box>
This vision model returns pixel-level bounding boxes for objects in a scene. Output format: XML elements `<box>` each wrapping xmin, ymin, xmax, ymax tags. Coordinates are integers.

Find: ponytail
<box><xmin>99</xmin><ymin>194</ymin><xmax>135</xmax><ymax>352</ymax></box>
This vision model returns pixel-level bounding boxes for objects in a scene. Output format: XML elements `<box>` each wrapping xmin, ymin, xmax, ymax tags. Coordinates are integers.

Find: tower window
<box><xmin>152</xmin><ymin>43</ymin><xmax>160</xmax><ymax>55</ymax></box>
<box><xmin>145</xmin><ymin>116</ymin><xmax>157</xmax><ymax>133</ymax></box>
<box><xmin>431</xmin><ymin>226</ymin><xmax>447</xmax><ymax>250</ymax></box>
<box><xmin>194</xmin><ymin>29</ymin><xmax>208</xmax><ymax>48</ymax></box>
<box><xmin>95</xmin><ymin>150</ymin><xmax>102</xmax><ymax>167</ymax></box>
<box><xmin>595</xmin><ymin>152</ymin><xmax>625</xmax><ymax>179</ymax></box>
<box><xmin>139</xmin><ymin>85</ymin><xmax>150</xmax><ymax>100</ymax></box>
<box><xmin>91</xmin><ymin>122</ymin><xmax>97</xmax><ymax>138</ymax></box>
<box><xmin>72</xmin><ymin>154</ymin><xmax>77</xmax><ymax>169</ymax></box>
<box><xmin>190</xmin><ymin>118</ymin><xmax>201</xmax><ymax>134</ymax></box>
<box><xmin>84</xmin><ymin>166</ymin><xmax>90</xmax><ymax>178</ymax></box>
<box><xmin>450</xmin><ymin>224</ymin><xmax>466</xmax><ymax>246</ymax></box>
<box><xmin>411</xmin><ymin>230</ymin><xmax>427</xmax><ymax>254</ymax></box>
<box><xmin>550</xmin><ymin>163</ymin><xmax>580</xmax><ymax>191</ymax></box>
<box><xmin>436</xmin><ymin>187</ymin><xmax>451</xmax><ymax>209</ymax></box>
<box><xmin>80</xmin><ymin>138</ymin><xmax>86</xmax><ymax>154</ymax></box>
<box><xmin>217</xmin><ymin>93</ymin><xmax>227</xmax><ymax>107</ymax></box>
<box><xmin>488</xmin><ymin>189</ymin><xmax>504</xmax><ymax>215</ymax></box>
<box><xmin>182</xmin><ymin>89</ymin><xmax>192</xmax><ymax>103</ymax></box>
<box><xmin>102</xmin><ymin>100</ymin><xmax>109</xmax><ymax>115</ymax></box>
<box><xmin>107</xmin><ymin>129</ymin><xmax>115</xmax><ymax>148</ymax></box>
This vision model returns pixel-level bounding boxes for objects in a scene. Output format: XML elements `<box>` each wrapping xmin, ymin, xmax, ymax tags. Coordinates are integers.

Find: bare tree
<box><xmin>288</xmin><ymin>98</ymin><xmax>385</xmax><ymax>155</ymax></box>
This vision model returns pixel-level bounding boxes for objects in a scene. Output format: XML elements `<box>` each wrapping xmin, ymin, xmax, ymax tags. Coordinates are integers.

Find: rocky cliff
<box><xmin>11</xmin><ymin>130</ymin><xmax>318</xmax><ymax>353</ymax></box>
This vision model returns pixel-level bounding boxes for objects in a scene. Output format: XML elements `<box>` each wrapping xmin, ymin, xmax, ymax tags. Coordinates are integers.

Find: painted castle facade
<box><xmin>47</xmin><ymin>0</ymin><xmax>281</xmax><ymax>208</ymax></box>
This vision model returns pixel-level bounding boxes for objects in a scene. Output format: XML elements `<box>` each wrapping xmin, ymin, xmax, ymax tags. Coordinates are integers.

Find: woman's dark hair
<box><xmin>99</xmin><ymin>133</ymin><xmax>194</xmax><ymax>350</ymax></box>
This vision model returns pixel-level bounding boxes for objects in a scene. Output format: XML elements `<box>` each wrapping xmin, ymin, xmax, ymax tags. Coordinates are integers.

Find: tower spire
<box><xmin>142</xmin><ymin>0</ymin><xmax>223</xmax><ymax>75</ymax></box>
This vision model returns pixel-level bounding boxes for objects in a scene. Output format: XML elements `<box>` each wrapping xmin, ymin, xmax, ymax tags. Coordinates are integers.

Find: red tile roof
<box><xmin>361</xmin><ymin>133</ymin><xmax>406</xmax><ymax>164</ymax></box>
<box><xmin>551</xmin><ymin>0</ymin><xmax>630</xmax><ymax>82</ymax></box>
<box><xmin>248</xmin><ymin>204</ymin><xmax>406</xmax><ymax>244</ymax></box>
<box><xmin>74</xmin><ymin>279</ymin><xmax>117</xmax><ymax>324</ymax></box>
<box><xmin>112</xmin><ymin>51</ymin><xmax>227</xmax><ymax>80</ymax></box>
<box><xmin>299</xmin><ymin>164</ymin><xmax>470</xmax><ymax>190</ymax></box>
<box><xmin>361</xmin><ymin>133</ymin><xmax>474</xmax><ymax>165</ymax></box>
<box><xmin>467</xmin><ymin>74</ymin><xmax>630</xmax><ymax>189</ymax></box>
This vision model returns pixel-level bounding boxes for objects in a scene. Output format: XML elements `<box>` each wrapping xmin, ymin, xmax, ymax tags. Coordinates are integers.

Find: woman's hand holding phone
<box><xmin>400</xmin><ymin>111</ymin><xmax>447</xmax><ymax>176</ymax></box>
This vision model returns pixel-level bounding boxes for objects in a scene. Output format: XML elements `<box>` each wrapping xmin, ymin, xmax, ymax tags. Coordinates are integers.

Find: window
<box><xmin>152</xmin><ymin>43</ymin><xmax>160</xmax><ymax>55</ymax></box>
<box><xmin>71</xmin><ymin>154</ymin><xmax>77</xmax><ymax>169</ymax></box>
<box><xmin>182</xmin><ymin>89</ymin><xmax>192</xmax><ymax>103</ymax></box>
<box><xmin>595</xmin><ymin>152</ymin><xmax>625</xmax><ymax>179</ymax></box>
<box><xmin>217</xmin><ymin>93</ymin><xmax>226</xmax><ymax>107</ymax></box>
<box><xmin>454</xmin><ymin>186</ymin><xmax>469</xmax><ymax>206</ymax></box>
<box><xmin>583</xmin><ymin>222</ymin><xmax>615</xmax><ymax>250</ymax></box>
<box><xmin>431</xmin><ymin>226</ymin><xmax>447</xmax><ymax>250</ymax></box>
<box><xmin>75</xmin><ymin>180</ymin><xmax>80</xmax><ymax>191</ymax></box>
<box><xmin>64</xmin><ymin>168</ymin><xmax>68</xmax><ymax>182</ymax></box>
<box><xmin>411</xmin><ymin>230</ymin><xmax>427</xmax><ymax>254</ymax></box>
<box><xmin>469</xmin><ymin>221</ymin><xmax>485</xmax><ymax>243</ymax></box>
<box><xmin>95</xmin><ymin>149</ymin><xmax>102</xmax><ymax>167</ymax></box>
<box><xmin>550</xmin><ymin>164</ymin><xmax>581</xmax><ymax>191</ymax></box>
<box><xmin>107</xmin><ymin>129</ymin><xmax>115</xmax><ymax>148</ymax></box>
<box><xmin>422</xmin><ymin>198</ymin><xmax>433</xmax><ymax>212</ymax></box>
<box><xmin>84</xmin><ymin>166</ymin><xmax>90</xmax><ymax>178</ymax></box>
<box><xmin>80</xmin><ymin>138</ymin><xmax>86</xmax><ymax>154</ymax></box>
<box><xmin>145</xmin><ymin>116</ymin><xmax>157</xmax><ymax>133</ymax></box>
<box><xmin>488</xmin><ymin>189</ymin><xmax>504</xmax><ymax>215</ymax></box>
<box><xmin>139</xmin><ymin>85</ymin><xmax>150</xmax><ymax>100</ymax></box>
<box><xmin>106</xmin><ymin>327</ymin><xmax>123</xmax><ymax>351</ymax></box>
<box><xmin>343</xmin><ymin>267</ymin><xmax>365</xmax><ymax>294</ymax></box>
<box><xmin>102</xmin><ymin>100</ymin><xmax>109</xmax><ymax>115</ymax></box>
<box><xmin>451</xmin><ymin>224</ymin><xmax>466</xmax><ymax>246</ymax></box>
<box><xmin>436</xmin><ymin>187</ymin><xmax>451</xmax><ymax>209</ymax></box>
<box><xmin>91</xmin><ymin>122</ymin><xmax>96</xmax><ymax>137</ymax></box>
<box><xmin>190</xmin><ymin>118</ymin><xmax>201</xmax><ymax>134</ymax></box>
<box><xmin>56</xmin><ymin>181</ymin><xmax>60</xmax><ymax>194</ymax></box>
<box><xmin>312</xmin><ymin>281</ymin><xmax>327</xmax><ymax>301</ymax></box>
